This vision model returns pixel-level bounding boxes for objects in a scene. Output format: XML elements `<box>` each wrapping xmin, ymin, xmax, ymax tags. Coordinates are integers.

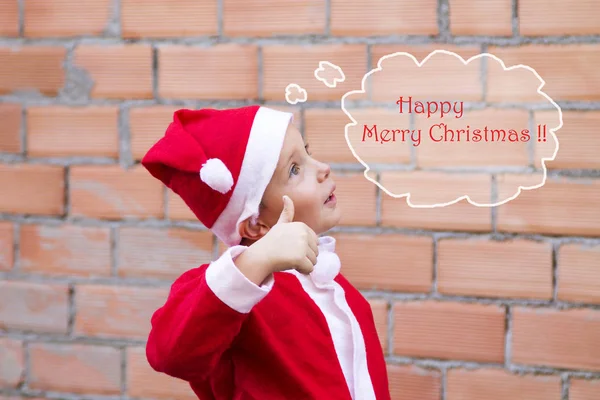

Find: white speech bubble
<box><xmin>341</xmin><ymin>50</ymin><xmax>562</xmax><ymax>208</ymax></box>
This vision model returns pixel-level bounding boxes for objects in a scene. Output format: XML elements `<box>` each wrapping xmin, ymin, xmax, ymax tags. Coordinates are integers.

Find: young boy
<box><xmin>142</xmin><ymin>105</ymin><xmax>391</xmax><ymax>399</ymax></box>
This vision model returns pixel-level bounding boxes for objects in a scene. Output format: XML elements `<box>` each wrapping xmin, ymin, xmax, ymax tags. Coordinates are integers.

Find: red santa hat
<box><xmin>142</xmin><ymin>105</ymin><xmax>293</xmax><ymax>247</ymax></box>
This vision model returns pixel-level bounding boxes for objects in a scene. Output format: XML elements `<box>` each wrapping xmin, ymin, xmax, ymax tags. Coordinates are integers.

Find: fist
<box><xmin>253</xmin><ymin>195</ymin><xmax>319</xmax><ymax>275</ymax></box>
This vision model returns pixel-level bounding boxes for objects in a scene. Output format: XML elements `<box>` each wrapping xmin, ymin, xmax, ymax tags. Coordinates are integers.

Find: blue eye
<box><xmin>289</xmin><ymin>164</ymin><xmax>299</xmax><ymax>177</ymax></box>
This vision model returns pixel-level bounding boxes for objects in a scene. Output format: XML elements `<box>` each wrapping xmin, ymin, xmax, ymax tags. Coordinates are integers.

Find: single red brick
<box><xmin>449</xmin><ymin>0</ymin><xmax>512</xmax><ymax>36</ymax></box>
<box><xmin>335</xmin><ymin>233</ymin><xmax>433</xmax><ymax>292</ymax></box>
<box><xmin>387</xmin><ymin>365</ymin><xmax>441</xmax><ymax>400</ymax></box>
<box><xmin>535</xmin><ymin>111</ymin><xmax>600</xmax><ymax>170</ymax></box>
<box><xmin>158</xmin><ymin>44</ymin><xmax>258</xmax><ymax>99</ymax></box>
<box><xmin>446</xmin><ymin>368</ymin><xmax>561</xmax><ymax>400</ymax></box>
<box><xmin>512</xmin><ymin>307</ymin><xmax>600</xmax><ymax>371</ymax></box>
<box><xmin>74</xmin><ymin>284</ymin><xmax>168</xmax><ymax>339</ymax></box>
<box><xmin>0</xmin><ymin>338</ymin><xmax>24</xmax><ymax>388</ymax></box>
<box><xmin>438</xmin><ymin>238</ymin><xmax>553</xmax><ymax>299</ymax></box>
<box><xmin>0</xmin><ymin>103</ymin><xmax>21</xmax><ymax>153</ymax></box>
<box><xmin>19</xmin><ymin>224</ymin><xmax>111</xmax><ymax>277</ymax></box>
<box><xmin>127</xmin><ymin>347</ymin><xmax>198</xmax><ymax>399</ymax></box>
<box><xmin>393</xmin><ymin>301</ymin><xmax>505</xmax><ymax>363</ymax></box>
<box><xmin>570</xmin><ymin>379</ymin><xmax>600</xmax><ymax>400</ymax></box>
<box><xmin>29</xmin><ymin>343</ymin><xmax>121</xmax><ymax>394</ymax></box>
<box><xmin>0</xmin><ymin>0</ymin><xmax>19</xmax><ymax>36</ymax></box>
<box><xmin>27</xmin><ymin>106</ymin><xmax>119</xmax><ymax>158</ymax></box>
<box><xmin>487</xmin><ymin>45</ymin><xmax>600</xmax><ymax>102</ymax></box>
<box><xmin>0</xmin><ymin>281</ymin><xmax>69</xmax><ymax>333</ymax></box>
<box><xmin>0</xmin><ymin>46</ymin><xmax>66</xmax><ymax>96</ymax></box>
<box><xmin>24</xmin><ymin>0</ymin><xmax>111</xmax><ymax>37</ymax></box>
<box><xmin>385</xmin><ymin>171</ymin><xmax>491</xmax><ymax>206</ymax></box>
<box><xmin>520</xmin><ymin>0</ymin><xmax>600</xmax><ymax>35</ymax></box>
<box><xmin>497</xmin><ymin>175</ymin><xmax>600</xmax><ymax>237</ymax></box>
<box><xmin>118</xmin><ymin>227</ymin><xmax>213</xmax><ymax>280</ymax></box>
<box><xmin>70</xmin><ymin>165</ymin><xmax>164</xmax><ymax>220</ymax></box>
<box><xmin>223</xmin><ymin>0</ymin><xmax>325</xmax><ymax>36</ymax></box>
<box><xmin>74</xmin><ymin>45</ymin><xmax>153</xmax><ymax>99</ymax></box>
<box><xmin>331</xmin><ymin>0</ymin><xmax>437</xmax><ymax>35</ymax></box>
<box><xmin>0</xmin><ymin>164</ymin><xmax>65</xmax><ymax>216</ymax></box>
<box><xmin>558</xmin><ymin>243</ymin><xmax>600</xmax><ymax>304</ymax></box>
<box><xmin>122</xmin><ymin>0</ymin><xmax>217</xmax><ymax>38</ymax></box>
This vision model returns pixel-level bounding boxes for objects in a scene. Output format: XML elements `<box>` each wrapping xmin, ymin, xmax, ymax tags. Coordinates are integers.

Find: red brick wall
<box><xmin>1</xmin><ymin>1</ymin><xmax>600</xmax><ymax>399</ymax></box>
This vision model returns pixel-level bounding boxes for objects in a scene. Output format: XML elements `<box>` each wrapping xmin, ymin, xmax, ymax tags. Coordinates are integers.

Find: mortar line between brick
<box><xmin>118</xmin><ymin>105</ymin><xmax>133</xmax><ymax>169</ymax></box>
<box><xmin>64</xmin><ymin>166</ymin><xmax>71</xmax><ymax>217</ymax></box>
<box><xmin>20</xmin><ymin>105</ymin><xmax>27</xmax><ymax>156</ymax></box>
<box><xmin>552</xmin><ymin>241</ymin><xmax>559</xmax><ymax>302</ymax></box>
<box><xmin>491</xmin><ymin>174</ymin><xmax>497</xmax><ymax>233</ymax></box>
<box><xmin>299</xmin><ymin>107</ymin><xmax>305</xmax><ymax>138</ymax></box>
<box><xmin>512</xmin><ymin>0</ymin><xmax>520</xmax><ymax>37</ymax></box>
<box><xmin>528</xmin><ymin>110</ymin><xmax>536</xmax><ymax>167</ymax></box>
<box><xmin>18</xmin><ymin>340</ymin><xmax>28</xmax><ymax>390</ymax></box>
<box><xmin>3</xmin><ymin>215</ymin><xmax>600</xmax><ymax>245</ymax></box>
<box><xmin>12</xmin><ymin>223</ymin><xmax>21</xmax><ymax>272</ymax></box>
<box><xmin>257</xmin><ymin>46</ymin><xmax>263</xmax><ymax>102</ymax></box>
<box><xmin>120</xmin><ymin>347</ymin><xmax>127</xmax><ymax>396</ymax></box>
<box><xmin>432</xmin><ymin>236</ymin><xmax>439</xmax><ymax>293</ymax></box>
<box><xmin>561</xmin><ymin>373</ymin><xmax>570</xmax><ymax>400</ymax></box>
<box><xmin>437</xmin><ymin>0</ymin><xmax>450</xmax><ymax>40</ymax></box>
<box><xmin>325</xmin><ymin>0</ymin><xmax>331</xmax><ymax>36</ymax></box>
<box><xmin>441</xmin><ymin>367</ymin><xmax>447</xmax><ymax>400</ymax></box>
<box><xmin>217</xmin><ymin>0</ymin><xmax>224</xmax><ymax>37</ymax></box>
<box><xmin>17</xmin><ymin>0</ymin><xmax>24</xmax><ymax>37</ymax></box>
<box><xmin>163</xmin><ymin>185</ymin><xmax>170</xmax><ymax>220</ymax></box>
<box><xmin>481</xmin><ymin>44</ymin><xmax>488</xmax><ymax>102</ymax></box>
<box><xmin>111</xmin><ymin>226</ymin><xmax>119</xmax><ymax>277</ymax></box>
<box><xmin>386</xmin><ymin>301</ymin><xmax>394</xmax><ymax>357</ymax></box>
<box><xmin>109</xmin><ymin>0</ymin><xmax>122</xmax><ymax>37</ymax></box>
<box><xmin>152</xmin><ymin>45</ymin><xmax>159</xmax><ymax>101</ymax></box>
<box><xmin>3</xmin><ymin>35</ymin><xmax>600</xmax><ymax>47</ymax></box>
<box><xmin>504</xmin><ymin>305</ymin><xmax>512</xmax><ymax>367</ymax></box>
<box><xmin>67</xmin><ymin>283</ymin><xmax>76</xmax><ymax>336</ymax></box>
<box><xmin>375</xmin><ymin>172</ymin><xmax>382</xmax><ymax>226</ymax></box>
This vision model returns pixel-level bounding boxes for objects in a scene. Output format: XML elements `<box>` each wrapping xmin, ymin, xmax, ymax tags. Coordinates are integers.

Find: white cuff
<box><xmin>205</xmin><ymin>245</ymin><xmax>274</xmax><ymax>314</ymax></box>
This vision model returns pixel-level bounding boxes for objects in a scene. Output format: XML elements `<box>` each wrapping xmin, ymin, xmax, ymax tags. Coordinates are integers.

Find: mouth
<box><xmin>324</xmin><ymin>184</ymin><xmax>337</xmax><ymax>205</ymax></box>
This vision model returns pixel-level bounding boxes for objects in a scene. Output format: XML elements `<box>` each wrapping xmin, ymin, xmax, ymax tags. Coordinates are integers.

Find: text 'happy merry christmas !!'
<box><xmin>361</xmin><ymin>96</ymin><xmax>549</xmax><ymax>147</ymax></box>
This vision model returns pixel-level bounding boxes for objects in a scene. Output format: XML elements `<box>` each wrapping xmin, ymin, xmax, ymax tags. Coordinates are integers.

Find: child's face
<box><xmin>248</xmin><ymin>123</ymin><xmax>342</xmax><ymax>238</ymax></box>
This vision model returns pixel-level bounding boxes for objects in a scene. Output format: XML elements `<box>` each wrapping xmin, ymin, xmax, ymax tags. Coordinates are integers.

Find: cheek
<box><xmin>291</xmin><ymin>187</ymin><xmax>322</xmax><ymax>216</ymax></box>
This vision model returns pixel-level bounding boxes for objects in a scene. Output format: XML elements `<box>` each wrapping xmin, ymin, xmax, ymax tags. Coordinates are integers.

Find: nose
<box><xmin>317</xmin><ymin>161</ymin><xmax>330</xmax><ymax>182</ymax></box>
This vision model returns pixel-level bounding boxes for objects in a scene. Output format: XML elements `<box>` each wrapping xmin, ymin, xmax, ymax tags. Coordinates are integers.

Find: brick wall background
<box><xmin>1</xmin><ymin>0</ymin><xmax>600</xmax><ymax>399</ymax></box>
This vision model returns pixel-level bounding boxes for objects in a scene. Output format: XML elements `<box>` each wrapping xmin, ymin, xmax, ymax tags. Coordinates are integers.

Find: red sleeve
<box><xmin>146</xmin><ymin>245</ymin><xmax>274</xmax><ymax>382</ymax></box>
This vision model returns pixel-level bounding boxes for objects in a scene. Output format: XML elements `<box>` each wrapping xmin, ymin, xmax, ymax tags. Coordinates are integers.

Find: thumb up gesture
<box><xmin>252</xmin><ymin>195</ymin><xmax>319</xmax><ymax>275</ymax></box>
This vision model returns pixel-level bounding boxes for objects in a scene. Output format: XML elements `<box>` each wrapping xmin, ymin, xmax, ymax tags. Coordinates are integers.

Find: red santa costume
<box><xmin>142</xmin><ymin>106</ymin><xmax>391</xmax><ymax>400</ymax></box>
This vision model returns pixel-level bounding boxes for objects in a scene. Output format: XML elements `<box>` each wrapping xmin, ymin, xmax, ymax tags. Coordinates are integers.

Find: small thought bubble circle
<box><xmin>285</xmin><ymin>83</ymin><xmax>307</xmax><ymax>105</ymax></box>
<box><xmin>341</xmin><ymin>50</ymin><xmax>562</xmax><ymax>208</ymax></box>
<box><xmin>314</xmin><ymin>61</ymin><xmax>346</xmax><ymax>88</ymax></box>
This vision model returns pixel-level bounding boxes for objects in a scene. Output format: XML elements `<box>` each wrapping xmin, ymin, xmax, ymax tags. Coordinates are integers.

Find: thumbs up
<box><xmin>277</xmin><ymin>195</ymin><xmax>295</xmax><ymax>224</ymax></box>
<box><xmin>246</xmin><ymin>194</ymin><xmax>318</xmax><ymax>276</ymax></box>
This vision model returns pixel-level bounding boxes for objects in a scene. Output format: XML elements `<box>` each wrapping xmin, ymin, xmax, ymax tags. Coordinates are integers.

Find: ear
<box><xmin>238</xmin><ymin>214</ymin><xmax>270</xmax><ymax>242</ymax></box>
